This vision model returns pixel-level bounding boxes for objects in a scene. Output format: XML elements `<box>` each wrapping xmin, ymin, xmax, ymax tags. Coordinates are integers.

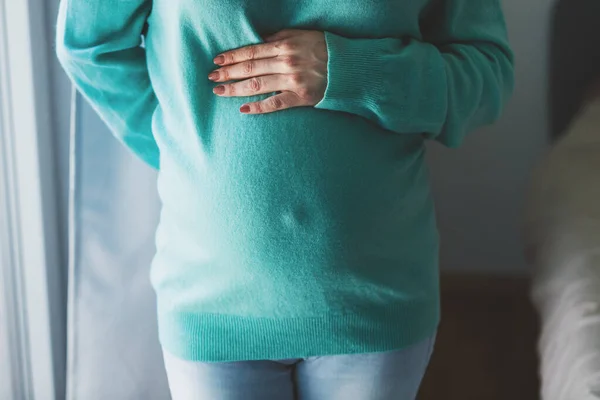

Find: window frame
<box><xmin>0</xmin><ymin>0</ymin><xmax>65</xmax><ymax>398</ymax></box>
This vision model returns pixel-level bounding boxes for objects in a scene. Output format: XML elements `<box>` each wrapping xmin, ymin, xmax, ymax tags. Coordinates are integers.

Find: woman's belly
<box><xmin>150</xmin><ymin>99</ymin><xmax>438</xmax><ymax>316</ymax></box>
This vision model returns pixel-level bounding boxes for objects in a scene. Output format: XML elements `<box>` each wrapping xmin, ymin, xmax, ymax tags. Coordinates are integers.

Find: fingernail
<box><xmin>240</xmin><ymin>105</ymin><xmax>251</xmax><ymax>113</ymax></box>
<box><xmin>208</xmin><ymin>71</ymin><xmax>219</xmax><ymax>81</ymax></box>
<box><xmin>213</xmin><ymin>85</ymin><xmax>225</xmax><ymax>95</ymax></box>
<box><xmin>213</xmin><ymin>55</ymin><xmax>225</xmax><ymax>65</ymax></box>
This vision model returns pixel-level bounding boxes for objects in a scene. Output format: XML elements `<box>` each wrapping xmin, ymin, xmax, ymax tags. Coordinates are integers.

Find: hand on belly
<box><xmin>207</xmin><ymin>29</ymin><xmax>329</xmax><ymax>115</ymax></box>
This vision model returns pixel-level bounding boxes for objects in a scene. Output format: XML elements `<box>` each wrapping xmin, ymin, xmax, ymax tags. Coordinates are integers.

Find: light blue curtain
<box><xmin>67</xmin><ymin>92</ymin><xmax>170</xmax><ymax>399</ymax></box>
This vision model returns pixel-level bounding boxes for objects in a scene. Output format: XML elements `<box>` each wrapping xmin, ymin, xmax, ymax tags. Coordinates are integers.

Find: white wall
<box><xmin>429</xmin><ymin>0</ymin><xmax>554</xmax><ymax>274</ymax></box>
<box><xmin>46</xmin><ymin>0</ymin><xmax>557</xmax><ymax>278</ymax></box>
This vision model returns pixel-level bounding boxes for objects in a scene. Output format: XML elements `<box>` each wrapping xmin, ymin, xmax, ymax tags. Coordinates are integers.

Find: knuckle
<box><xmin>244</xmin><ymin>45</ymin><xmax>257</xmax><ymax>60</ymax></box>
<box><xmin>227</xmin><ymin>84</ymin><xmax>236</xmax><ymax>96</ymax></box>
<box><xmin>242</xmin><ymin>61</ymin><xmax>254</xmax><ymax>75</ymax></box>
<box><xmin>281</xmin><ymin>55</ymin><xmax>299</xmax><ymax>69</ymax></box>
<box><xmin>221</xmin><ymin>68</ymin><xmax>230</xmax><ymax>81</ymax></box>
<box><xmin>279</xmin><ymin>40</ymin><xmax>297</xmax><ymax>52</ymax></box>
<box><xmin>289</xmin><ymin>73</ymin><xmax>303</xmax><ymax>86</ymax></box>
<box><xmin>255</xmin><ymin>102</ymin><xmax>263</xmax><ymax>113</ymax></box>
<box><xmin>224</xmin><ymin>53</ymin><xmax>235</xmax><ymax>65</ymax></box>
<box><xmin>268</xmin><ymin>42</ymin><xmax>280</xmax><ymax>55</ymax></box>
<box><xmin>248</xmin><ymin>77</ymin><xmax>261</xmax><ymax>92</ymax></box>
<box><xmin>270</xmin><ymin>96</ymin><xmax>284</xmax><ymax>110</ymax></box>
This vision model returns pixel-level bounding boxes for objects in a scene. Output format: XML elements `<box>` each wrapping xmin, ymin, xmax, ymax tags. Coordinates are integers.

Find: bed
<box><xmin>525</xmin><ymin>1</ymin><xmax>600</xmax><ymax>397</ymax></box>
<box><xmin>526</xmin><ymin>96</ymin><xmax>600</xmax><ymax>399</ymax></box>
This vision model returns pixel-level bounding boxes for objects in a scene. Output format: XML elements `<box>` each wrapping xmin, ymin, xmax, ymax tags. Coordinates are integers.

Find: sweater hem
<box><xmin>157</xmin><ymin>298</ymin><xmax>440</xmax><ymax>363</ymax></box>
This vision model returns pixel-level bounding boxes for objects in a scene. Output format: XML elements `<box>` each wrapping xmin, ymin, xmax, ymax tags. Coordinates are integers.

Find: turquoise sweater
<box><xmin>56</xmin><ymin>0</ymin><xmax>514</xmax><ymax>362</ymax></box>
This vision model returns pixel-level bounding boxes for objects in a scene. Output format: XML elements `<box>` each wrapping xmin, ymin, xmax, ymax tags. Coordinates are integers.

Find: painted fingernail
<box><xmin>208</xmin><ymin>71</ymin><xmax>219</xmax><ymax>81</ymax></box>
<box><xmin>213</xmin><ymin>85</ymin><xmax>225</xmax><ymax>95</ymax></box>
<box><xmin>213</xmin><ymin>55</ymin><xmax>225</xmax><ymax>65</ymax></box>
<box><xmin>240</xmin><ymin>105</ymin><xmax>251</xmax><ymax>113</ymax></box>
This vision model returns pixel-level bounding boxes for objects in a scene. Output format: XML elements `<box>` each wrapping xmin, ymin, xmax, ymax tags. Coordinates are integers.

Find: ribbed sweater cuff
<box><xmin>314</xmin><ymin>31</ymin><xmax>386</xmax><ymax>115</ymax></box>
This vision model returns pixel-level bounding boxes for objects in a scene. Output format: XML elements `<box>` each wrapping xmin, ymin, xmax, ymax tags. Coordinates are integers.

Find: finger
<box><xmin>209</xmin><ymin>58</ymin><xmax>288</xmax><ymax>82</ymax></box>
<box><xmin>214</xmin><ymin>42</ymin><xmax>280</xmax><ymax>66</ymax></box>
<box><xmin>213</xmin><ymin>74</ymin><xmax>291</xmax><ymax>97</ymax></box>
<box><xmin>240</xmin><ymin>92</ymin><xmax>303</xmax><ymax>114</ymax></box>
<box><xmin>263</xmin><ymin>29</ymin><xmax>298</xmax><ymax>42</ymax></box>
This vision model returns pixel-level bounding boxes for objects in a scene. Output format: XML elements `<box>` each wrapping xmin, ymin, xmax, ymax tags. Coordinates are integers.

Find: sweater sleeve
<box><xmin>314</xmin><ymin>0</ymin><xmax>515</xmax><ymax>148</ymax></box>
<box><xmin>56</xmin><ymin>0</ymin><xmax>160</xmax><ymax>169</ymax></box>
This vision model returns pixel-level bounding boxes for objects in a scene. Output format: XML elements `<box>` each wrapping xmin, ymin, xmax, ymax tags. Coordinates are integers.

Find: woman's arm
<box><xmin>314</xmin><ymin>0</ymin><xmax>515</xmax><ymax>147</ymax></box>
<box><xmin>56</xmin><ymin>0</ymin><xmax>160</xmax><ymax>169</ymax></box>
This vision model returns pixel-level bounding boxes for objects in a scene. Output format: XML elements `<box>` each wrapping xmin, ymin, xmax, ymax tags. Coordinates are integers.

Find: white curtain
<box><xmin>66</xmin><ymin>93</ymin><xmax>170</xmax><ymax>399</ymax></box>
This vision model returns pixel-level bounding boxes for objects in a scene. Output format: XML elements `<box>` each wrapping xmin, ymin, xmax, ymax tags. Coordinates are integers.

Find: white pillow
<box><xmin>525</xmin><ymin>98</ymin><xmax>600</xmax><ymax>400</ymax></box>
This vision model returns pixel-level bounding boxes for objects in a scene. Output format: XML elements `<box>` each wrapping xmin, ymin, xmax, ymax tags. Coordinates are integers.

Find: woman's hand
<box><xmin>208</xmin><ymin>29</ymin><xmax>328</xmax><ymax>114</ymax></box>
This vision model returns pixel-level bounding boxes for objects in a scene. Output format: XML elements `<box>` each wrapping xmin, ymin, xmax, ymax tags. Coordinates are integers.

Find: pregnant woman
<box><xmin>56</xmin><ymin>0</ymin><xmax>514</xmax><ymax>398</ymax></box>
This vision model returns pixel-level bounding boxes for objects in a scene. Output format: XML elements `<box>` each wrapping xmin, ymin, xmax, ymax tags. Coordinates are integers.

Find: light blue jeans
<box><xmin>162</xmin><ymin>335</ymin><xmax>436</xmax><ymax>400</ymax></box>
